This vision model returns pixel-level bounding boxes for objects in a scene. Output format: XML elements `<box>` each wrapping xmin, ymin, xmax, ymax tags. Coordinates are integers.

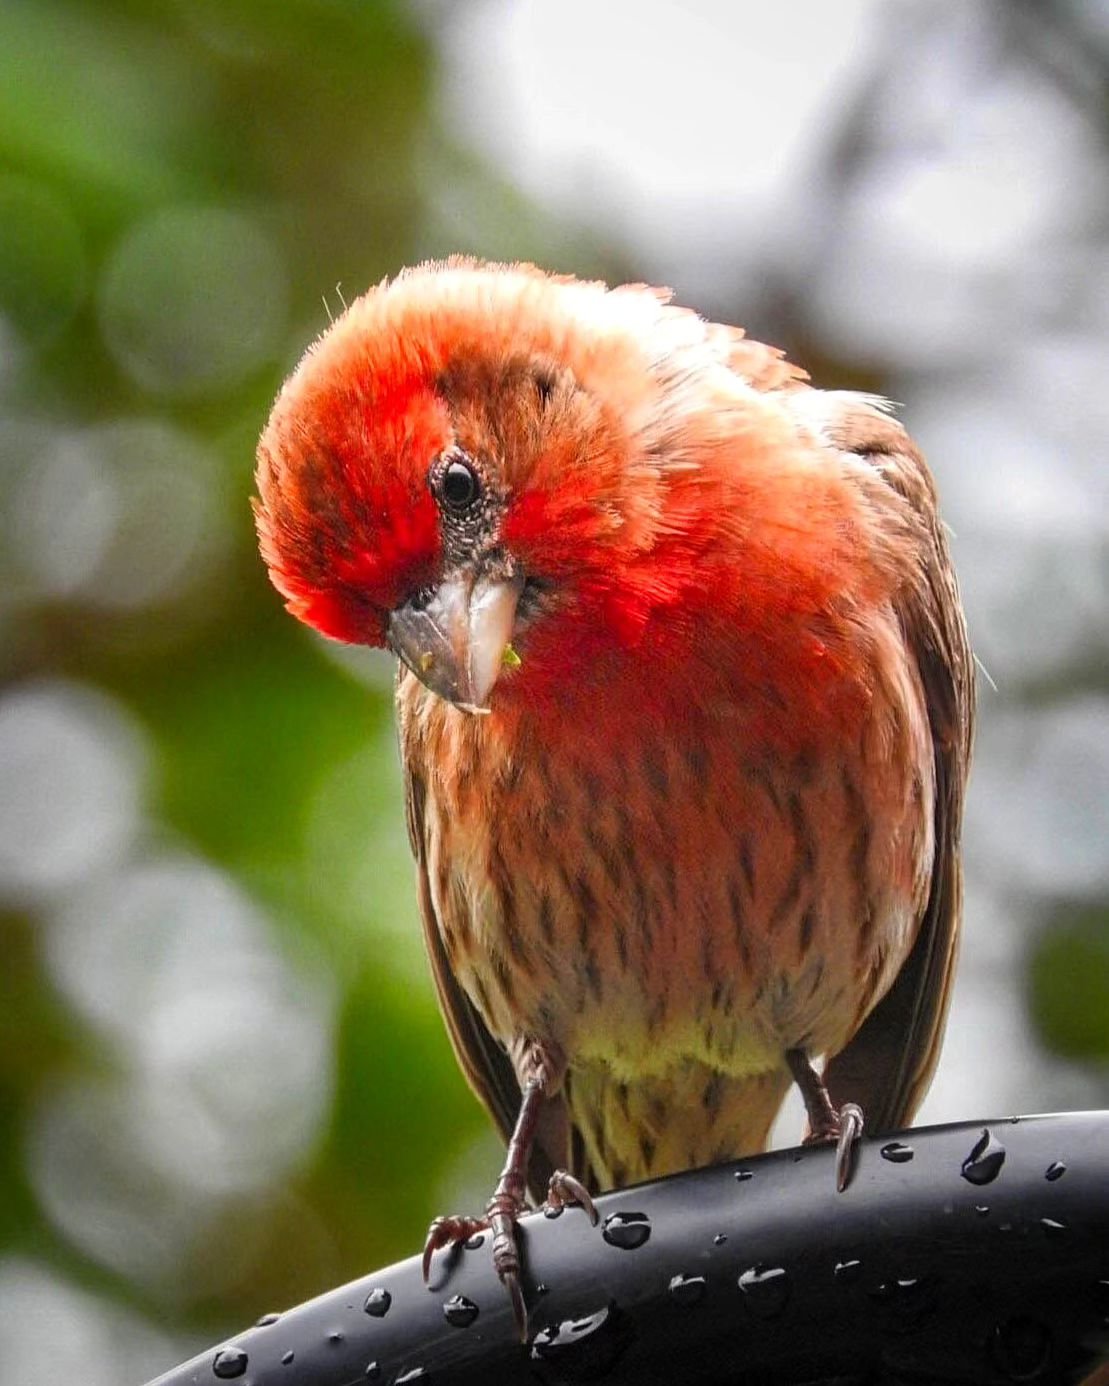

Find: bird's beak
<box><xmin>387</xmin><ymin>571</ymin><xmax>524</xmax><ymax>714</ymax></box>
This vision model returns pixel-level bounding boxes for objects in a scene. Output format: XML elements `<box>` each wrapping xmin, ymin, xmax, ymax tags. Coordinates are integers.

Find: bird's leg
<box><xmin>423</xmin><ymin>1040</ymin><xmax>584</xmax><ymax>1340</ymax></box>
<box><xmin>422</xmin><ymin>1077</ymin><xmax>541</xmax><ymax>1334</ymax></box>
<box><xmin>785</xmin><ymin>1047</ymin><xmax>864</xmax><ymax>1192</ymax></box>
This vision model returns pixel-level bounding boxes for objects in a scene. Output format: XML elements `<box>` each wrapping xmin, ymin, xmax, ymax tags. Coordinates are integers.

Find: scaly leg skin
<box><xmin>785</xmin><ymin>1047</ymin><xmax>865</xmax><ymax>1192</ymax></box>
<box><xmin>422</xmin><ymin>1043</ymin><xmax>596</xmax><ymax>1340</ymax></box>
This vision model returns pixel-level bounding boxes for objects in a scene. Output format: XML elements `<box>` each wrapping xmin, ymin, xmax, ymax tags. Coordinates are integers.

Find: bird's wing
<box><xmin>816</xmin><ymin>399</ymin><xmax>976</xmax><ymax>1133</ymax></box>
<box><xmin>399</xmin><ymin>729</ymin><xmax>571</xmax><ymax>1203</ymax></box>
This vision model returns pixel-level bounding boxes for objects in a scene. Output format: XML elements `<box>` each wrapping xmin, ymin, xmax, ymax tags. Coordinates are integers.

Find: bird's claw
<box><xmin>833</xmin><ymin>1102</ymin><xmax>865</xmax><ymax>1192</ymax></box>
<box><xmin>421</xmin><ymin>1213</ymin><xmax>489</xmax><ymax>1283</ymax></box>
<box><xmin>423</xmin><ymin>1192</ymin><xmax>532</xmax><ymax>1340</ymax></box>
<box><xmin>488</xmin><ymin>1187</ymin><xmax>532</xmax><ymax>1340</ymax></box>
<box><xmin>503</xmin><ymin>1268</ymin><xmax>528</xmax><ymax>1342</ymax></box>
<box><xmin>419</xmin><ymin>1067</ymin><xmax>590</xmax><ymax>1341</ymax></box>
<box><xmin>543</xmin><ymin>1168</ymin><xmax>599</xmax><ymax>1224</ymax></box>
<box><xmin>803</xmin><ymin>1100</ymin><xmax>865</xmax><ymax>1191</ymax></box>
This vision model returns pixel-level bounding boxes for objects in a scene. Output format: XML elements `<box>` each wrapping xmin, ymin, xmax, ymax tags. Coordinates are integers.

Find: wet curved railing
<box><xmin>146</xmin><ymin>1111</ymin><xmax>1109</xmax><ymax>1386</ymax></box>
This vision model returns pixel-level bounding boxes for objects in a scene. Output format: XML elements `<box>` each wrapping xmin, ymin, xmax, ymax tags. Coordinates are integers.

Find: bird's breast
<box><xmin>404</xmin><ymin>633</ymin><xmax>934</xmax><ymax>1082</ymax></box>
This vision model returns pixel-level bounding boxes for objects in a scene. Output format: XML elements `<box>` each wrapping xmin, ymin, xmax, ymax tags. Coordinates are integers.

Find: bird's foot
<box><xmin>421</xmin><ymin>1211</ymin><xmax>492</xmax><ymax>1281</ymax></box>
<box><xmin>785</xmin><ymin>1047</ymin><xmax>865</xmax><ymax>1192</ymax></box>
<box><xmin>422</xmin><ymin>1061</ymin><xmax>573</xmax><ymax>1341</ymax></box>
<box><xmin>803</xmin><ymin>1100</ymin><xmax>865</xmax><ymax>1192</ymax></box>
<box><xmin>422</xmin><ymin>1183</ymin><xmax>530</xmax><ymax>1339</ymax></box>
<box><xmin>542</xmin><ymin>1168</ymin><xmax>599</xmax><ymax>1224</ymax></box>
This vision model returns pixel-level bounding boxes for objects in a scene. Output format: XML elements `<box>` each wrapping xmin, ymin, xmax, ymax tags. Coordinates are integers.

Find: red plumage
<box><xmin>255</xmin><ymin>258</ymin><xmax>974</xmax><ymax>1328</ymax></box>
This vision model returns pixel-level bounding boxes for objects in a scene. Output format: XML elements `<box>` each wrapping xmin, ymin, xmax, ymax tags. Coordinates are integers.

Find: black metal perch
<box><xmin>146</xmin><ymin>1111</ymin><xmax>1109</xmax><ymax>1386</ymax></box>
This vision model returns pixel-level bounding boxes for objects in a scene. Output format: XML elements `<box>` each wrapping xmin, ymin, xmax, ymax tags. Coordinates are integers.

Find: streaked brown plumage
<box><xmin>255</xmin><ymin>259</ymin><xmax>974</xmax><ymax>1321</ymax></box>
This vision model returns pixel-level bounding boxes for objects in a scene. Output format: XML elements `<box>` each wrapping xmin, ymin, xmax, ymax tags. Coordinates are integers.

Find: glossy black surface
<box><xmin>145</xmin><ymin>1112</ymin><xmax>1109</xmax><ymax>1386</ymax></box>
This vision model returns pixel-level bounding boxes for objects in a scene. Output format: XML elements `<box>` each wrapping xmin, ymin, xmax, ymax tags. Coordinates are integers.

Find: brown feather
<box><xmin>255</xmin><ymin>263</ymin><xmax>979</xmax><ymax>1198</ymax></box>
<box><xmin>815</xmin><ymin>403</ymin><xmax>975</xmax><ymax>1131</ymax></box>
<box><xmin>395</xmin><ymin>382</ymin><xmax>972</xmax><ymax>1192</ymax></box>
<box><xmin>399</xmin><ymin>682</ymin><xmax>567</xmax><ymax>1202</ymax></box>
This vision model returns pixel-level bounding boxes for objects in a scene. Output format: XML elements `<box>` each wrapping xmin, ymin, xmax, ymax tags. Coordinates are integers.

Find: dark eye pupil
<box><xmin>441</xmin><ymin>459</ymin><xmax>478</xmax><ymax>510</ymax></box>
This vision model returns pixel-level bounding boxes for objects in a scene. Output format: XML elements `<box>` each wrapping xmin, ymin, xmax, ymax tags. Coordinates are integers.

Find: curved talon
<box><xmin>422</xmin><ymin>1202</ymin><xmax>530</xmax><ymax>1334</ymax></box>
<box><xmin>503</xmin><ymin>1268</ymin><xmax>528</xmax><ymax>1342</ymax></box>
<box><xmin>785</xmin><ymin>1048</ymin><xmax>867</xmax><ymax>1194</ymax></box>
<box><xmin>834</xmin><ymin>1102</ymin><xmax>865</xmax><ymax>1192</ymax></box>
<box><xmin>422</xmin><ymin>1213</ymin><xmax>489</xmax><ymax>1283</ymax></box>
<box><xmin>546</xmin><ymin>1169</ymin><xmax>599</xmax><ymax>1225</ymax></box>
<box><xmin>486</xmin><ymin>1195</ymin><xmax>528</xmax><ymax>1338</ymax></box>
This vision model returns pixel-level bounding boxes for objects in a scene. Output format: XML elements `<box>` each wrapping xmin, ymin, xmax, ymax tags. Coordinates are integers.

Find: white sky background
<box><xmin>429</xmin><ymin>0</ymin><xmax>883</xmax><ymax>297</ymax></box>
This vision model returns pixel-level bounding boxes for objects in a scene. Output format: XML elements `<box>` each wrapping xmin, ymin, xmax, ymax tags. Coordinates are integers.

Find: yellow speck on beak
<box><xmin>501</xmin><ymin>643</ymin><xmax>522</xmax><ymax>669</ymax></box>
<box><xmin>418</xmin><ymin>651</ymin><xmax>435</xmax><ymax>673</ymax></box>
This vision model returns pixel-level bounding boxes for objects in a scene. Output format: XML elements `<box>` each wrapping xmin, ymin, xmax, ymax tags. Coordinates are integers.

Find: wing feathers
<box><xmin>819</xmin><ymin>402</ymin><xmax>975</xmax><ymax>1131</ymax></box>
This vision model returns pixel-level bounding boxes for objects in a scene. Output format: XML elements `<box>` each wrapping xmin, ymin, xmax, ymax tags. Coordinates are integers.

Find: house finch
<box><xmin>255</xmin><ymin>258</ymin><xmax>974</xmax><ymax>1335</ymax></box>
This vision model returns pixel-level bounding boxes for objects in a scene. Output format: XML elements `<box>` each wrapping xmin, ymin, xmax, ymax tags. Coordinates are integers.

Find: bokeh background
<box><xmin>1</xmin><ymin>1</ymin><xmax>1107</xmax><ymax>1380</ymax></box>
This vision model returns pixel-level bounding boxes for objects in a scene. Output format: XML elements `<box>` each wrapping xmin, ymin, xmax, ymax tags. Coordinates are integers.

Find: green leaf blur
<box><xmin>0</xmin><ymin>0</ymin><xmax>621</xmax><ymax>1370</ymax></box>
<box><xmin>1029</xmin><ymin>907</ymin><xmax>1109</xmax><ymax>1061</ymax></box>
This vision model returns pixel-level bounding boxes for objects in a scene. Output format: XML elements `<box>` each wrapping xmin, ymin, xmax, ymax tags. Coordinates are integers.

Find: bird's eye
<box><xmin>439</xmin><ymin>456</ymin><xmax>480</xmax><ymax>512</ymax></box>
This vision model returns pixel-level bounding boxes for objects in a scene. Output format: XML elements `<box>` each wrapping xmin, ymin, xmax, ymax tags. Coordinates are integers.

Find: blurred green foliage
<box><xmin>1029</xmin><ymin>906</ymin><xmax>1109</xmax><ymax>1061</ymax></box>
<box><xmin>0</xmin><ymin>0</ymin><xmax>620</xmax><ymax>1367</ymax></box>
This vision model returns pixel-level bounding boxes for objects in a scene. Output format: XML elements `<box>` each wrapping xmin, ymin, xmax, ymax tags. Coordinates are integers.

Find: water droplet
<box><xmin>464</xmin><ymin>1233</ymin><xmax>484</xmax><ymax>1250</ymax></box>
<box><xmin>868</xmin><ymin>1277</ymin><xmax>936</xmax><ymax>1327</ymax></box>
<box><xmin>443</xmin><ymin>1294</ymin><xmax>479</xmax><ymax>1328</ymax></box>
<box><xmin>961</xmin><ymin>1129</ymin><xmax>1006</xmax><ymax>1185</ymax></box>
<box><xmin>281</xmin><ymin>1352</ymin><xmax>294</xmax><ymax>1366</ymax></box>
<box><xmin>834</xmin><ymin>1259</ymin><xmax>862</xmax><ymax>1284</ymax></box>
<box><xmin>991</xmin><ymin>1315</ymin><xmax>1052</xmax><ymax>1380</ymax></box>
<box><xmin>529</xmin><ymin>1304</ymin><xmax>632</xmax><ymax>1380</ymax></box>
<box><xmin>212</xmin><ymin>1348</ymin><xmax>248</xmax><ymax>1380</ymax></box>
<box><xmin>713</xmin><ymin>1233</ymin><xmax>727</xmax><ymax>1246</ymax></box>
<box><xmin>738</xmin><ymin>1264</ymin><xmax>791</xmax><ymax>1319</ymax></box>
<box><xmin>734</xmin><ymin>1169</ymin><xmax>753</xmax><ymax>1182</ymax></box>
<box><xmin>975</xmin><ymin>1205</ymin><xmax>991</xmax><ymax>1217</ymax></box>
<box><xmin>327</xmin><ymin>1330</ymin><xmax>344</xmax><ymax>1344</ymax></box>
<box><xmin>363</xmin><ymin>1288</ymin><xmax>391</xmax><ymax>1318</ymax></box>
<box><xmin>255</xmin><ymin>1312</ymin><xmax>281</xmax><ymax>1327</ymax></box>
<box><xmin>1044</xmin><ymin>1161</ymin><xmax>1066</xmax><ymax>1182</ymax></box>
<box><xmin>395</xmin><ymin>1370</ymin><xmax>429</xmax><ymax>1384</ymax></box>
<box><xmin>1040</xmin><ymin>1217</ymin><xmax>1067</xmax><ymax>1237</ymax></box>
<box><xmin>364</xmin><ymin>1364</ymin><xmax>380</xmax><ymax>1381</ymax></box>
<box><xmin>668</xmin><ymin>1274</ymin><xmax>706</xmax><ymax>1306</ymax></box>
<box><xmin>880</xmin><ymin>1141</ymin><xmax>914</xmax><ymax>1164</ymax></box>
<box><xmin>601</xmin><ymin>1211</ymin><xmax>651</xmax><ymax>1250</ymax></box>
